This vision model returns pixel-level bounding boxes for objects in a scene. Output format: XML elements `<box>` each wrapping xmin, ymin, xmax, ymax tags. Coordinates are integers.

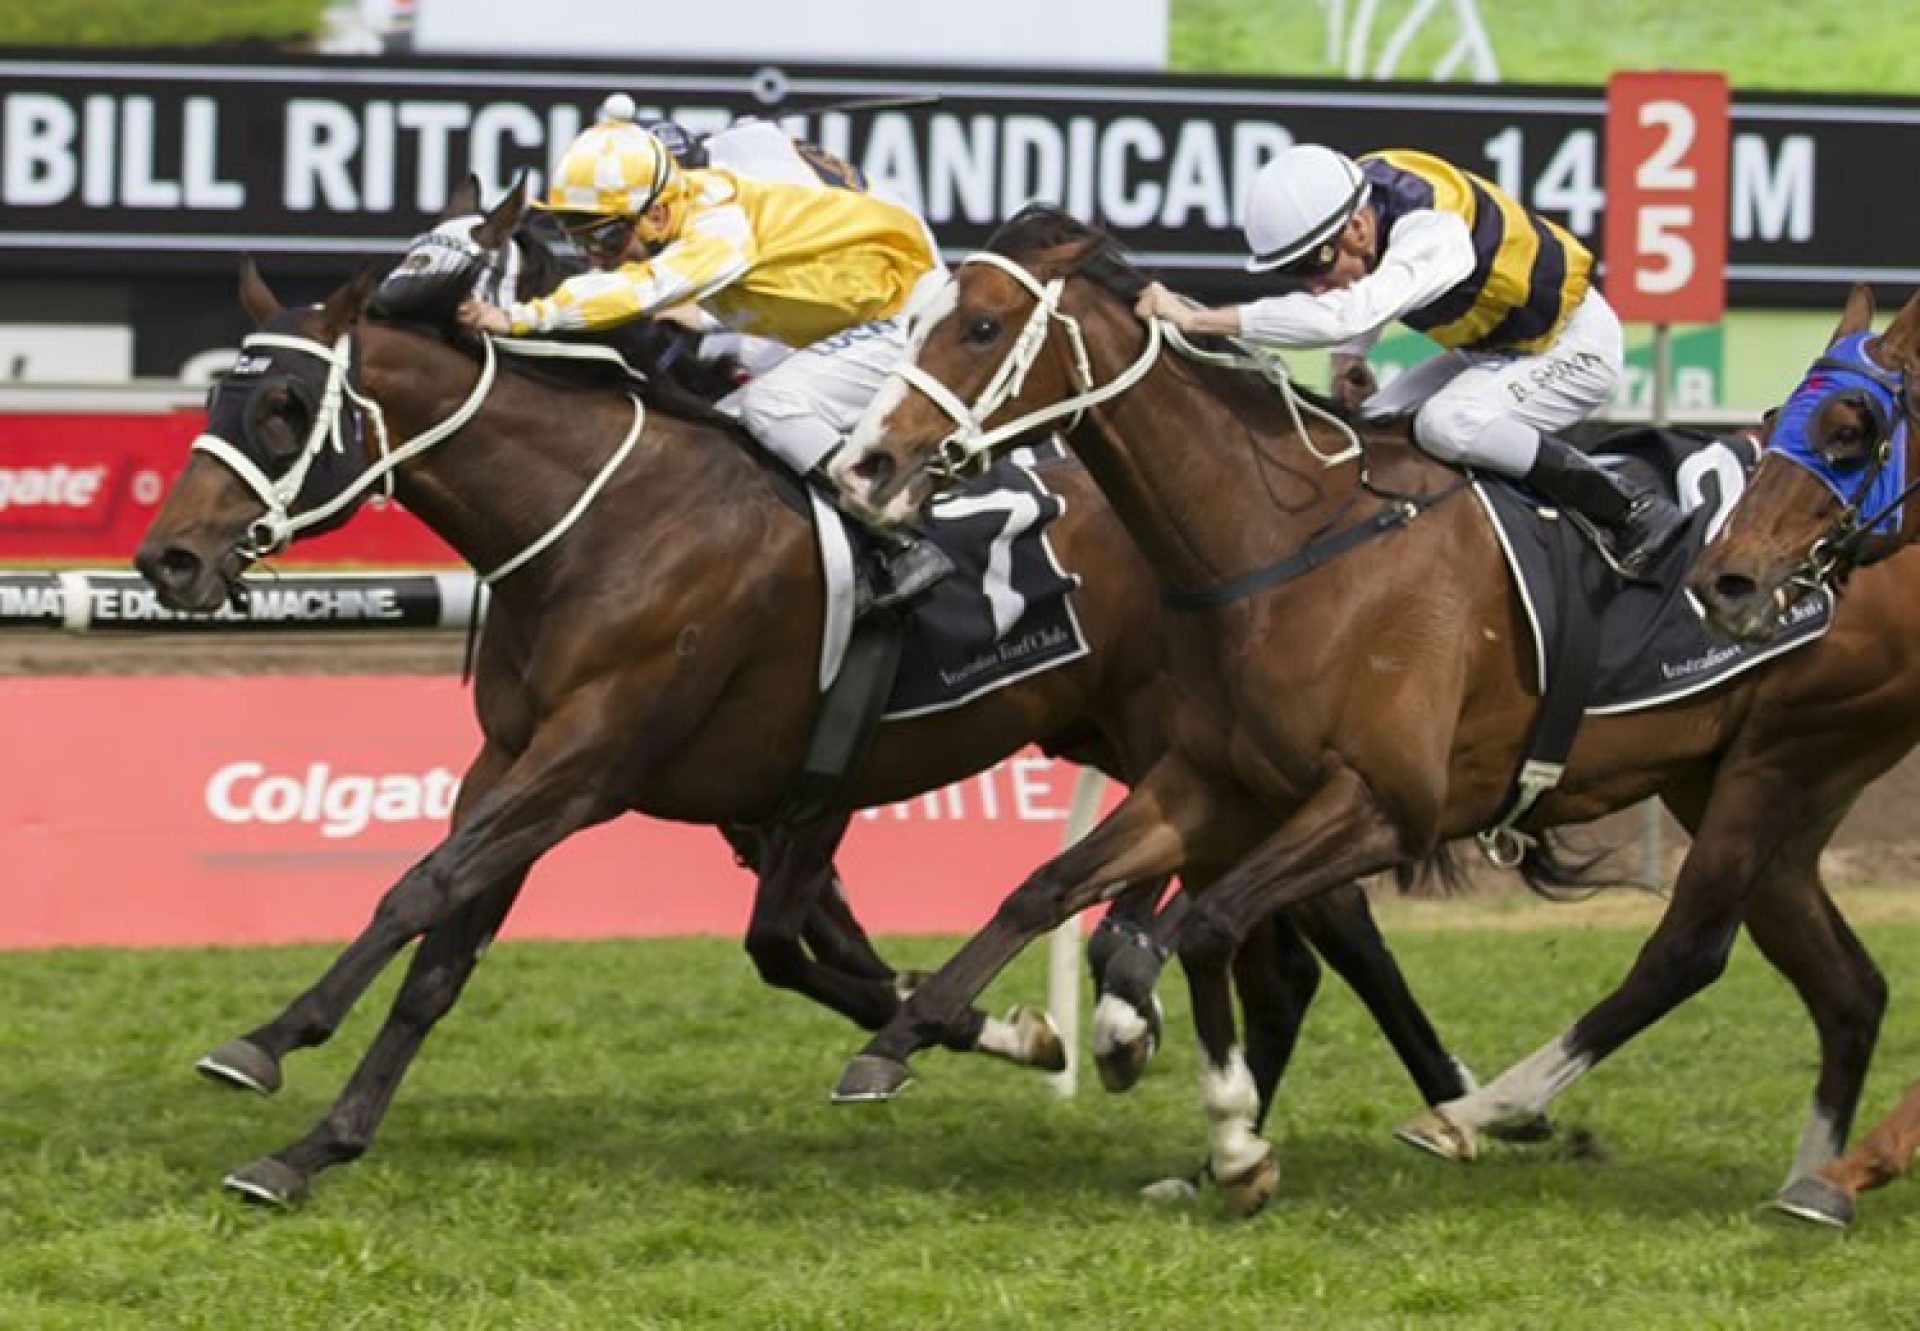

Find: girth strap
<box><xmin>1161</xmin><ymin>482</ymin><xmax>1467</xmax><ymax>612</ymax></box>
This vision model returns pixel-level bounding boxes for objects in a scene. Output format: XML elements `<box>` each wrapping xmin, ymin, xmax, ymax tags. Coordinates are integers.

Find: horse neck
<box><xmin>1061</xmin><ymin>298</ymin><xmax>1376</xmax><ymax>594</ymax></box>
<box><xmin>358</xmin><ymin>323</ymin><xmax>674</xmax><ymax>588</ymax></box>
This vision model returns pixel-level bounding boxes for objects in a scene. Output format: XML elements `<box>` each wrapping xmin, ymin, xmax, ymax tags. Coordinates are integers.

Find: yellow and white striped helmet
<box><xmin>541</xmin><ymin>117</ymin><xmax>681</xmax><ymax>219</ymax></box>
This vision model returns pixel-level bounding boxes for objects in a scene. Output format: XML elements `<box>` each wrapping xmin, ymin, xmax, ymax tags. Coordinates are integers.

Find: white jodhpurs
<box><xmin>720</xmin><ymin>317</ymin><xmax>911</xmax><ymax>475</ymax></box>
<box><xmin>1358</xmin><ymin>290</ymin><xmax>1625</xmax><ymax>479</ymax></box>
<box><xmin>718</xmin><ymin>269</ymin><xmax>947</xmax><ymax>477</ymax></box>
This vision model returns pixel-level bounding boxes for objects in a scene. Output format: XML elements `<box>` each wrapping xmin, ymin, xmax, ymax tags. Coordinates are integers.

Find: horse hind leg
<box><xmin>743</xmin><ymin>823</ymin><xmax>1051</xmax><ymax>1067</ymax></box>
<box><xmin>1740</xmin><ymin>864</ymin><xmax>1889</xmax><ymax>1228</ymax></box>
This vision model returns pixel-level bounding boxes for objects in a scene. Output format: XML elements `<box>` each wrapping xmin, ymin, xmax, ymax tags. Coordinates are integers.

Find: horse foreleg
<box><xmin>220</xmin><ymin>877</ymin><xmax>524</xmax><ymax>1206</ymax></box>
<box><xmin>197</xmin><ymin>742</ymin><xmax>516</xmax><ymax>1097</ymax></box>
<box><xmin>831</xmin><ymin>759</ymin><xmax>1213</xmax><ymax>1105</ymax></box>
<box><xmin>1174</xmin><ymin>765</ymin><xmax>1408</xmax><ymax>1216</ymax></box>
<box><xmin>213</xmin><ymin>699</ymin><xmax>631</xmax><ymax>1202</ymax></box>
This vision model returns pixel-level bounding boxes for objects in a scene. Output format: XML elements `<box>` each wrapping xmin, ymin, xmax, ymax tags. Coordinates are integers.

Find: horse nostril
<box><xmin>851</xmin><ymin>451</ymin><xmax>896</xmax><ymax>491</ymax></box>
<box><xmin>154</xmin><ymin>546</ymin><xmax>203</xmax><ymax>591</ymax></box>
<box><xmin>1711</xmin><ymin>572</ymin><xmax>1758</xmax><ymax>606</ymax></box>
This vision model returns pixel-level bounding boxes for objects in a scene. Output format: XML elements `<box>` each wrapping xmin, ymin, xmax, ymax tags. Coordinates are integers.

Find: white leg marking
<box><xmin>1785</xmin><ymin>1102</ymin><xmax>1844</xmax><ymax>1185</ymax></box>
<box><xmin>1446</xmin><ymin>1033</ymin><xmax>1592</xmax><ymax>1131</ymax></box>
<box><xmin>1091</xmin><ymin>994</ymin><xmax>1150</xmax><ymax>1058</ymax></box>
<box><xmin>975</xmin><ymin>1013</ymin><xmax>1025</xmax><ymax>1061</ymax></box>
<box><xmin>1200</xmin><ymin>1047</ymin><xmax>1269</xmax><ymax>1180</ymax></box>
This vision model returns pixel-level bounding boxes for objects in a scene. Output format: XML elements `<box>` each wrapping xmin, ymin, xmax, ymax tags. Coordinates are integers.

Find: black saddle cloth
<box><xmin>1478</xmin><ymin>426</ymin><xmax>1832</xmax><ymax>714</ymax></box>
<box><xmin>833</xmin><ymin>440</ymin><xmax>1090</xmax><ymax>720</ymax></box>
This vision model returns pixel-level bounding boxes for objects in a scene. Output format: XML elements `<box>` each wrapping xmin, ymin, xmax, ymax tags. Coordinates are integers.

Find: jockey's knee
<box><xmin>1411</xmin><ymin>396</ymin><xmax>1497</xmax><ymax>466</ymax></box>
<box><xmin>734</xmin><ymin>384</ymin><xmax>841</xmax><ymax>475</ymax></box>
<box><xmin>1415</xmin><ymin>401</ymin><xmax>1544</xmax><ymax>476</ymax></box>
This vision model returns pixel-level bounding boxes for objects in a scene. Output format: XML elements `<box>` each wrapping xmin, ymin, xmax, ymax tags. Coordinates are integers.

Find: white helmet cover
<box><xmin>1242</xmin><ymin>145</ymin><xmax>1369</xmax><ymax>274</ymax></box>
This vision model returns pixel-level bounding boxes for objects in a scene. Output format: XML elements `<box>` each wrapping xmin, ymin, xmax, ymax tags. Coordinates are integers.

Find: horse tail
<box><xmin>1392</xmin><ymin>842</ymin><xmax>1472</xmax><ymax>897</ymax></box>
<box><xmin>1516</xmin><ymin>830</ymin><xmax>1648</xmax><ymax>902</ymax></box>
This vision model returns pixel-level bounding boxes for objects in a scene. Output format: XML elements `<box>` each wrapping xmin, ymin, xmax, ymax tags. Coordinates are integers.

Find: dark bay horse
<box><xmin>131</xmin><ymin>190</ymin><xmax>1480</xmax><ymax>1205</ymax></box>
<box><xmin>1692</xmin><ymin>284</ymin><xmax>1920</xmax><ymax>1225</ymax></box>
<box><xmin>825</xmin><ymin>205</ymin><xmax>1920</xmax><ymax>1223</ymax></box>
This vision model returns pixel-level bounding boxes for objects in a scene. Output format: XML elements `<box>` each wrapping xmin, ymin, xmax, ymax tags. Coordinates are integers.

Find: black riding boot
<box><xmin>1523</xmin><ymin>435</ymin><xmax>1687</xmax><ymax>578</ymax></box>
<box><xmin>857</xmin><ymin>526</ymin><xmax>954</xmax><ymax>614</ymax></box>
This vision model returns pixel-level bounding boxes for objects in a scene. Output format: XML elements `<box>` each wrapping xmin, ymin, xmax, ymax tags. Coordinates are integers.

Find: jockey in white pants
<box><xmin>1135</xmin><ymin>144</ymin><xmax>1684</xmax><ymax>577</ymax></box>
<box><xmin>460</xmin><ymin>102</ymin><xmax>953</xmax><ymax>609</ymax></box>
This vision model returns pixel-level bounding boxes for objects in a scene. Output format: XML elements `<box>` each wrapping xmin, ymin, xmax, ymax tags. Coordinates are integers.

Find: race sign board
<box><xmin>1603</xmin><ymin>72</ymin><xmax>1729</xmax><ymax>324</ymax></box>
<box><xmin>0</xmin><ymin>51</ymin><xmax>1913</xmax><ymax>307</ymax></box>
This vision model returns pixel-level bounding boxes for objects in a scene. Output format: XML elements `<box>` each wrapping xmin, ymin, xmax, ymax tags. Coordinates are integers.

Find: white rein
<box><xmin>890</xmin><ymin>249</ymin><xmax>1362</xmax><ymax>477</ymax></box>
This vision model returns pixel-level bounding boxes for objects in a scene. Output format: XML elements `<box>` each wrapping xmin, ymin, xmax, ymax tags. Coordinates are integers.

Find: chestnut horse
<box><xmin>130</xmin><ymin>193</ymin><xmax>1480</xmax><ymax>1205</ymax></box>
<box><xmin>825</xmin><ymin>205</ymin><xmax>1920</xmax><ymax>1223</ymax></box>
<box><xmin>1692</xmin><ymin>283</ymin><xmax>1920</xmax><ymax>1225</ymax></box>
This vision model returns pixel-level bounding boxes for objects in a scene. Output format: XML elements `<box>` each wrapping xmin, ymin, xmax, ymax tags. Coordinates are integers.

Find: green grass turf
<box><xmin>1168</xmin><ymin>0</ymin><xmax>1920</xmax><ymax>93</ymax></box>
<box><xmin>0</xmin><ymin>0</ymin><xmax>327</xmax><ymax>46</ymax></box>
<box><xmin>3</xmin><ymin>905</ymin><xmax>1919</xmax><ymax>1327</ymax></box>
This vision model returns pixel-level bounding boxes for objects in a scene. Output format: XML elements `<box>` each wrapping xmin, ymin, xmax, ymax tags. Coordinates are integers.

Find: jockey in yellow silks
<box><xmin>460</xmin><ymin>105</ymin><xmax>952</xmax><ymax>608</ymax></box>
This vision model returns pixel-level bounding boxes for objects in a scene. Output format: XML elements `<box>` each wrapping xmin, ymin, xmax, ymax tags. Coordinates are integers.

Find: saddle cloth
<box><xmin>810</xmin><ymin>439</ymin><xmax>1090</xmax><ymax>719</ymax></box>
<box><xmin>1475</xmin><ymin>426</ymin><xmax>1833</xmax><ymax>714</ymax></box>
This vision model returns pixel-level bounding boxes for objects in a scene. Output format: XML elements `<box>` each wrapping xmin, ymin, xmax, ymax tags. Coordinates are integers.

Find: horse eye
<box><xmin>964</xmin><ymin>315</ymin><xmax>1002</xmax><ymax>346</ymax></box>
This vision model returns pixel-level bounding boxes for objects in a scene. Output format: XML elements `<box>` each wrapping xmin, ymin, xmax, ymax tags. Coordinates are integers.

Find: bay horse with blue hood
<box><xmin>132</xmin><ymin>182</ymin><xmax>1487</xmax><ymax>1205</ymax></box>
<box><xmin>825</xmin><ymin>204</ymin><xmax>1920</xmax><ymax>1224</ymax></box>
<box><xmin>1692</xmin><ymin>282</ymin><xmax>1920</xmax><ymax>1225</ymax></box>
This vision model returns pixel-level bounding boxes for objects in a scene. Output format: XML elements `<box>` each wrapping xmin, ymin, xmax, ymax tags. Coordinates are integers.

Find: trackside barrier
<box><xmin>0</xmin><ymin>569</ymin><xmax>478</xmax><ymax>632</ymax></box>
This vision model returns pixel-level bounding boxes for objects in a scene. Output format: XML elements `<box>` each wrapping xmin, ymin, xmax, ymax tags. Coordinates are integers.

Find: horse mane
<box><xmin>984</xmin><ymin>203</ymin><xmax>1365</xmax><ymax>431</ymax></box>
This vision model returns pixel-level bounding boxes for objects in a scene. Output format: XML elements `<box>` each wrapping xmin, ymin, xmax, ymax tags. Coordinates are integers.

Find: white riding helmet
<box><xmin>1242</xmin><ymin>145</ymin><xmax>1370</xmax><ymax>274</ymax></box>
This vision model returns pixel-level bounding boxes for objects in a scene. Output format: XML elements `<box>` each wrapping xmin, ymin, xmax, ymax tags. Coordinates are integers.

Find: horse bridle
<box><xmin>189</xmin><ymin>331</ymin><xmax>401</xmax><ymax>559</ymax></box>
<box><xmin>189</xmin><ymin>326</ymin><xmax>647</xmax><ymax>585</ymax></box>
<box><xmin>891</xmin><ymin>250</ymin><xmax>1164</xmax><ymax>481</ymax></box>
<box><xmin>1780</xmin><ymin>352</ymin><xmax>1919</xmax><ymax>593</ymax></box>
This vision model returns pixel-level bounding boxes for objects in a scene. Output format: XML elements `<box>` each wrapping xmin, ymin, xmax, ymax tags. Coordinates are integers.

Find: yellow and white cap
<box><xmin>540</xmin><ymin>109</ymin><xmax>681</xmax><ymax>220</ymax></box>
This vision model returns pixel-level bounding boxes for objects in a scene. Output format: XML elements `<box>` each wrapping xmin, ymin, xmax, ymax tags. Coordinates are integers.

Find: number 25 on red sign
<box><xmin>1602</xmin><ymin>71</ymin><xmax>1729</xmax><ymax>324</ymax></box>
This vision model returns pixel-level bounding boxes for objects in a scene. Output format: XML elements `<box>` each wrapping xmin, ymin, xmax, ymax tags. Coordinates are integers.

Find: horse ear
<box><xmin>238</xmin><ymin>256</ymin><xmax>283</xmax><ymax>327</ymax></box>
<box><xmin>318</xmin><ymin>268</ymin><xmax>376</xmax><ymax>339</ymax></box>
<box><xmin>1877</xmin><ymin>287</ymin><xmax>1920</xmax><ymax>366</ymax></box>
<box><xmin>473</xmin><ymin>172</ymin><xmax>530</xmax><ymax>249</ymax></box>
<box><xmin>445</xmin><ymin>173</ymin><xmax>482</xmax><ymax>220</ymax></box>
<box><xmin>1830</xmin><ymin>283</ymin><xmax>1876</xmax><ymax>346</ymax></box>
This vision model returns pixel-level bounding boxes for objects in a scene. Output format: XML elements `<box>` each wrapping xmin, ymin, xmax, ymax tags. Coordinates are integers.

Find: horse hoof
<box><xmin>222</xmin><ymin>1158</ymin><xmax>309</xmax><ymax>1207</ymax></box>
<box><xmin>1006</xmin><ymin>1006</ymin><xmax>1066</xmax><ymax>1073</ymax></box>
<box><xmin>1394</xmin><ymin>1108</ymin><xmax>1478</xmax><ymax>1162</ymax></box>
<box><xmin>831</xmin><ymin>1054</ymin><xmax>914</xmax><ymax>1104</ymax></box>
<box><xmin>1217</xmin><ymin>1148</ymin><xmax>1280</xmax><ymax>1218</ymax></box>
<box><xmin>1091</xmin><ymin>994</ymin><xmax>1156</xmax><ymax>1093</ymax></box>
<box><xmin>196</xmin><ymin>1039</ymin><xmax>283</xmax><ymax>1096</ymax></box>
<box><xmin>1768</xmin><ymin>1175</ymin><xmax>1855</xmax><ymax>1229</ymax></box>
<box><xmin>1094</xmin><ymin>1037</ymin><xmax>1153</xmax><ymax>1094</ymax></box>
<box><xmin>1485</xmin><ymin>1112</ymin><xmax>1555</xmax><ymax>1144</ymax></box>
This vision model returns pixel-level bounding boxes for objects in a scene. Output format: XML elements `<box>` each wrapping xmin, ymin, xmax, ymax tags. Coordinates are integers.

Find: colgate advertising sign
<box><xmin>0</xmin><ymin>675</ymin><xmax>1111</xmax><ymax>949</ymax></box>
<box><xmin>0</xmin><ymin>412</ymin><xmax>458</xmax><ymax>565</ymax></box>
